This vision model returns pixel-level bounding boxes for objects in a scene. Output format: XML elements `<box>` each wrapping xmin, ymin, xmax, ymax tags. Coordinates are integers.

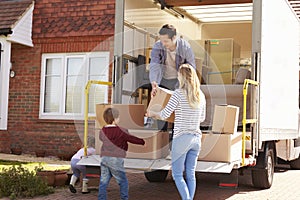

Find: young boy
<box><xmin>98</xmin><ymin>108</ymin><xmax>145</xmax><ymax>200</ymax></box>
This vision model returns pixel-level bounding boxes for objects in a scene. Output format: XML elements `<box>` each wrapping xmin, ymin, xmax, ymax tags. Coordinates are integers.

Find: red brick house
<box><xmin>0</xmin><ymin>0</ymin><xmax>115</xmax><ymax>157</ymax></box>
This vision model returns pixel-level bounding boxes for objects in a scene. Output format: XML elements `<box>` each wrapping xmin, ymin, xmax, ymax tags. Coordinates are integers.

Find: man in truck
<box><xmin>149</xmin><ymin>24</ymin><xmax>196</xmax><ymax>131</ymax></box>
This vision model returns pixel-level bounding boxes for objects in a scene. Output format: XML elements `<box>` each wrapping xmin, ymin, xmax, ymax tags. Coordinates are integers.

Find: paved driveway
<box><xmin>6</xmin><ymin>164</ymin><xmax>300</xmax><ymax>200</ymax></box>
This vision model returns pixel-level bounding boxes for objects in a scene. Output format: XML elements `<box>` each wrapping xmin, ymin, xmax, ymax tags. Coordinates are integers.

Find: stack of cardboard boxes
<box><xmin>147</xmin><ymin>88</ymin><xmax>242</xmax><ymax>163</ymax></box>
<box><xmin>95</xmin><ymin>87</ymin><xmax>242</xmax><ymax>163</ymax></box>
<box><xmin>198</xmin><ymin>105</ymin><xmax>242</xmax><ymax>162</ymax></box>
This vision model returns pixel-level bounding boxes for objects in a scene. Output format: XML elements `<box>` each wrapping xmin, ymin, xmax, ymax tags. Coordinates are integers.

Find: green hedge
<box><xmin>0</xmin><ymin>165</ymin><xmax>54</xmax><ymax>199</ymax></box>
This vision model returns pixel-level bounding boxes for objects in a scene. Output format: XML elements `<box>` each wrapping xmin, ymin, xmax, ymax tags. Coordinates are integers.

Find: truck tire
<box><xmin>252</xmin><ymin>148</ymin><xmax>274</xmax><ymax>189</ymax></box>
<box><xmin>290</xmin><ymin>157</ymin><xmax>300</xmax><ymax>169</ymax></box>
<box><xmin>144</xmin><ymin>170</ymin><xmax>168</xmax><ymax>182</ymax></box>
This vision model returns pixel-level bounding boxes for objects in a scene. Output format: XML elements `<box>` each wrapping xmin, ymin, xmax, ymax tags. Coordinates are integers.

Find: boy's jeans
<box><xmin>171</xmin><ymin>134</ymin><xmax>201</xmax><ymax>200</ymax></box>
<box><xmin>98</xmin><ymin>156</ymin><xmax>128</xmax><ymax>200</ymax></box>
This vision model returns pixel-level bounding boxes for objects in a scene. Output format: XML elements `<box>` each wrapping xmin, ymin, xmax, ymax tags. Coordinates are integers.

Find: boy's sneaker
<box><xmin>69</xmin><ymin>184</ymin><xmax>77</xmax><ymax>193</ymax></box>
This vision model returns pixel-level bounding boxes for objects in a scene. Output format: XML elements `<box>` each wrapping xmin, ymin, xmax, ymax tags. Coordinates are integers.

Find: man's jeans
<box><xmin>98</xmin><ymin>156</ymin><xmax>128</xmax><ymax>200</ymax></box>
<box><xmin>171</xmin><ymin>134</ymin><xmax>201</xmax><ymax>200</ymax></box>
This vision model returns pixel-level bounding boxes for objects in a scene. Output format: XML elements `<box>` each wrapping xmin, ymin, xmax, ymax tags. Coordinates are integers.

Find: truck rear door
<box><xmin>252</xmin><ymin>0</ymin><xmax>300</xmax><ymax>141</ymax></box>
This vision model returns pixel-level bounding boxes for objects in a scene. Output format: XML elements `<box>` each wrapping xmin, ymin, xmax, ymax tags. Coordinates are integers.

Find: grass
<box><xmin>0</xmin><ymin>160</ymin><xmax>70</xmax><ymax>172</ymax></box>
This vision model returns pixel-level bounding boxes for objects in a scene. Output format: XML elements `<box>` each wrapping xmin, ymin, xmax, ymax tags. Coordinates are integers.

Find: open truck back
<box><xmin>78</xmin><ymin>0</ymin><xmax>300</xmax><ymax>189</ymax></box>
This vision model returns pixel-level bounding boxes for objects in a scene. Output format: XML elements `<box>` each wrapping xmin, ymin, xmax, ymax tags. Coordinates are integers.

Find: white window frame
<box><xmin>39</xmin><ymin>52</ymin><xmax>110</xmax><ymax>120</ymax></box>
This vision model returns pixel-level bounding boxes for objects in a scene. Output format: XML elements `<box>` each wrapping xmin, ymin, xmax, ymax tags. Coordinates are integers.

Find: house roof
<box><xmin>289</xmin><ymin>0</ymin><xmax>300</xmax><ymax>17</ymax></box>
<box><xmin>33</xmin><ymin>0</ymin><xmax>115</xmax><ymax>38</ymax></box>
<box><xmin>0</xmin><ymin>0</ymin><xmax>34</xmax><ymax>35</ymax></box>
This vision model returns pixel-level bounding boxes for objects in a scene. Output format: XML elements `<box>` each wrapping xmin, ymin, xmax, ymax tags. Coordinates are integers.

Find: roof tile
<box><xmin>0</xmin><ymin>0</ymin><xmax>33</xmax><ymax>30</ymax></box>
<box><xmin>33</xmin><ymin>0</ymin><xmax>115</xmax><ymax>38</ymax></box>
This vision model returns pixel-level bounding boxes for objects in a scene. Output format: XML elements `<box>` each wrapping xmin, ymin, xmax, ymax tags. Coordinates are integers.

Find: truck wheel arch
<box><xmin>251</xmin><ymin>141</ymin><xmax>276</xmax><ymax>189</ymax></box>
<box><xmin>290</xmin><ymin>155</ymin><xmax>300</xmax><ymax>169</ymax></box>
<box><xmin>255</xmin><ymin>141</ymin><xmax>277</xmax><ymax>169</ymax></box>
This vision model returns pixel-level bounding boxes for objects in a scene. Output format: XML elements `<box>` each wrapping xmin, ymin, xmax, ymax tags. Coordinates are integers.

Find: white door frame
<box><xmin>0</xmin><ymin>38</ymin><xmax>11</xmax><ymax>130</ymax></box>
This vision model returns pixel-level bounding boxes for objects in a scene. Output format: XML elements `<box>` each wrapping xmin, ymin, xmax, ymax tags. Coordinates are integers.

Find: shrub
<box><xmin>0</xmin><ymin>165</ymin><xmax>54</xmax><ymax>199</ymax></box>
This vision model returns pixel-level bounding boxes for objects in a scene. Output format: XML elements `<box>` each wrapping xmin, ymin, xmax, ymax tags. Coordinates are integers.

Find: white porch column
<box><xmin>0</xmin><ymin>38</ymin><xmax>11</xmax><ymax>130</ymax></box>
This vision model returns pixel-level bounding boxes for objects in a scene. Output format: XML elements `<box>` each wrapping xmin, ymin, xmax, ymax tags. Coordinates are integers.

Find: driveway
<box><xmin>5</xmin><ymin>164</ymin><xmax>299</xmax><ymax>200</ymax></box>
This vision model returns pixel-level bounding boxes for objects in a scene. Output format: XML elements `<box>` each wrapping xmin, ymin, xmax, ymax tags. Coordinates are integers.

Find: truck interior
<box><xmin>123</xmin><ymin>0</ymin><xmax>253</xmax><ymax>128</ymax></box>
<box><xmin>118</xmin><ymin>0</ymin><xmax>257</xmax><ymax>178</ymax></box>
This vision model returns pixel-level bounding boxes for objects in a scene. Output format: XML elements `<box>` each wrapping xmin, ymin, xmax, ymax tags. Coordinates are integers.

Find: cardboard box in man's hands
<box><xmin>147</xmin><ymin>87</ymin><xmax>175</xmax><ymax>123</ymax></box>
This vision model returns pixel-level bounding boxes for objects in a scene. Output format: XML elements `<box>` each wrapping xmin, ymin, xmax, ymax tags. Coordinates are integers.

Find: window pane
<box><xmin>65</xmin><ymin>57</ymin><xmax>84</xmax><ymax>114</ymax></box>
<box><xmin>88</xmin><ymin>56</ymin><xmax>109</xmax><ymax>113</ymax></box>
<box><xmin>45</xmin><ymin>59</ymin><xmax>61</xmax><ymax>75</ymax></box>
<box><xmin>89</xmin><ymin>57</ymin><xmax>107</xmax><ymax>76</ymax></box>
<box><xmin>44</xmin><ymin>58</ymin><xmax>62</xmax><ymax>113</ymax></box>
<box><xmin>44</xmin><ymin>76</ymin><xmax>60</xmax><ymax>112</ymax></box>
<box><xmin>65</xmin><ymin>76</ymin><xmax>84</xmax><ymax>113</ymax></box>
<box><xmin>67</xmin><ymin>58</ymin><xmax>83</xmax><ymax>75</ymax></box>
<box><xmin>88</xmin><ymin>85</ymin><xmax>108</xmax><ymax>113</ymax></box>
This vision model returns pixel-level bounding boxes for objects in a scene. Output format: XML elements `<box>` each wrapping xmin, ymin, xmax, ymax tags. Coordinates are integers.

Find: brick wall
<box><xmin>0</xmin><ymin>0</ymin><xmax>115</xmax><ymax>157</ymax></box>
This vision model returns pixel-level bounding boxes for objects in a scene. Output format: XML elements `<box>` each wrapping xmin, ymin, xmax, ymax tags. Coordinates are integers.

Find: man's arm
<box><xmin>149</xmin><ymin>42</ymin><xmax>163</xmax><ymax>85</ymax></box>
<box><xmin>149</xmin><ymin>41</ymin><xmax>164</xmax><ymax>97</ymax></box>
<box><xmin>151</xmin><ymin>81</ymin><xmax>158</xmax><ymax>97</ymax></box>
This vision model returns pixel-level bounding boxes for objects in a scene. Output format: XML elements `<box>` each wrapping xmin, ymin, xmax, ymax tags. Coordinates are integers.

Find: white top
<box><xmin>71</xmin><ymin>147</ymin><xmax>96</xmax><ymax>160</ymax></box>
<box><xmin>163</xmin><ymin>49</ymin><xmax>177</xmax><ymax>79</ymax></box>
<box><xmin>160</xmin><ymin>89</ymin><xmax>206</xmax><ymax>138</ymax></box>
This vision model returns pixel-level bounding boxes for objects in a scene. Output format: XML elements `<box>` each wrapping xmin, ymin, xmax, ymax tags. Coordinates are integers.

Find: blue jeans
<box><xmin>171</xmin><ymin>134</ymin><xmax>201</xmax><ymax>200</ymax></box>
<box><xmin>98</xmin><ymin>156</ymin><xmax>128</xmax><ymax>200</ymax></box>
<box><xmin>71</xmin><ymin>158</ymin><xmax>86</xmax><ymax>178</ymax></box>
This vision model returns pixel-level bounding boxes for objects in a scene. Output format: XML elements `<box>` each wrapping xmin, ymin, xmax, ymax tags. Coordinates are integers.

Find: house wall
<box><xmin>0</xmin><ymin>0</ymin><xmax>115</xmax><ymax>157</ymax></box>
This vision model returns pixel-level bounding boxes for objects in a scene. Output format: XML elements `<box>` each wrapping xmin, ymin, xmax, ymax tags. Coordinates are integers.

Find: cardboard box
<box><xmin>95</xmin><ymin>128</ymin><xmax>170</xmax><ymax>159</ymax></box>
<box><xmin>96</xmin><ymin>104</ymin><xmax>145</xmax><ymax>129</ymax></box>
<box><xmin>147</xmin><ymin>87</ymin><xmax>175</xmax><ymax>123</ymax></box>
<box><xmin>212</xmin><ymin>105</ymin><xmax>239</xmax><ymax>134</ymax></box>
<box><xmin>200</xmin><ymin>85</ymin><xmax>250</xmax><ymax>127</ymax></box>
<box><xmin>126</xmin><ymin>129</ymin><xmax>169</xmax><ymax>159</ymax></box>
<box><xmin>198</xmin><ymin>132</ymin><xmax>242</xmax><ymax>162</ymax></box>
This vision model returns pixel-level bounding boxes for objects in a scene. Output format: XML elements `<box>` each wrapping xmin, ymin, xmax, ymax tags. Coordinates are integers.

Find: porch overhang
<box><xmin>0</xmin><ymin>0</ymin><xmax>34</xmax><ymax>47</ymax></box>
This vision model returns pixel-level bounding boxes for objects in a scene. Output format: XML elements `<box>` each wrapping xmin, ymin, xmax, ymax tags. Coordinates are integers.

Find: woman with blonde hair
<box><xmin>148</xmin><ymin>64</ymin><xmax>206</xmax><ymax>200</ymax></box>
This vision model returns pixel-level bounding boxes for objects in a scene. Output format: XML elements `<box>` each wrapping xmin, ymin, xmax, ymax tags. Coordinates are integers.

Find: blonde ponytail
<box><xmin>178</xmin><ymin>64</ymin><xmax>201</xmax><ymax>108</ymax></box>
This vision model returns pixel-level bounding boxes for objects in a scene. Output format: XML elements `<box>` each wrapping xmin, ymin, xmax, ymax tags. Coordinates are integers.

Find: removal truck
<box><xmin>79</xmin><ymin>0</ymin><xmax>300</xmax><ymax>189</ymax></box>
